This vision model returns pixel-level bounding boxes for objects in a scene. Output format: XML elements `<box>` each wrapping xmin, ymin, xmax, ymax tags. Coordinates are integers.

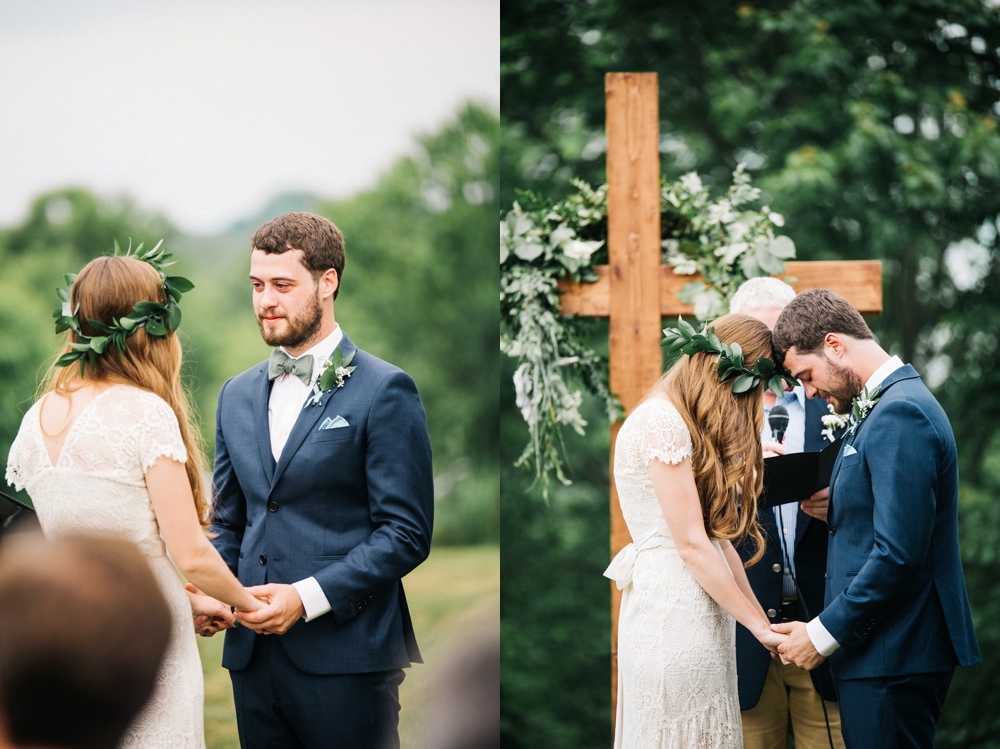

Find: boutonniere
<box><xmin>820</xmin><ymin>403</ymin><xmax>851</xmax><ymax>443</ymax></box>
<box><xmin>305</xmin><ymin>349</ymin><xmax>357</xmax><ymax>407</ymax></box>
<box><xmin>849</xmin><ymin>385</ymin><xmax>881</xmax><ymax>433</ymax></box>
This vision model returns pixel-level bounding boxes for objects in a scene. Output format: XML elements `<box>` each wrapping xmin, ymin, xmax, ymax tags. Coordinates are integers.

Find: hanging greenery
<box><xmin>500</xmin><ymin>164</ymin><xmax>797</xmax><ymax>496</ymax></box>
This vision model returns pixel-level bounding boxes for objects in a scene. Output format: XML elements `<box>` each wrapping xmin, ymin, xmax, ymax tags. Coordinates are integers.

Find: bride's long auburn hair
<box><xmin>38</xmin><ymin>256</ymin><xmax>211</xmax><ymax>528</ymax></box>
<box><xmin>652</xmin><ymin>313</ymin><xmax>774</xmax><ymax>567</ymax></box>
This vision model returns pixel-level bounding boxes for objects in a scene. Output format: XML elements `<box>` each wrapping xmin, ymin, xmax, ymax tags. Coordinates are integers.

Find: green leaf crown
<box><xmin>660</xmin><ymin>317</ymin><xmax>798</xmax><ymax>396</ymax></box>
<box><xmin>53</xmin><ymin>239</ymin><xmax>194</xmax><ymax>375</ymax></box>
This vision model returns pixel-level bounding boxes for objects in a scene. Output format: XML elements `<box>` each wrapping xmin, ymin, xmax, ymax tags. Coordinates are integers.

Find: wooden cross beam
<box><xmin>557</xmin><ymin>72</ymin><xmax>883</xmax><ymax>721</ymax></box>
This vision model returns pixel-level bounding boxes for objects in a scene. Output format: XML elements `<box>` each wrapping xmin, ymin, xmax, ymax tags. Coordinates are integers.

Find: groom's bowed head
<box><xmin>0</xmin><ymin>534</ymin><xmax>171</xmax><ymax>749</ymax></box>
<box><xmin>770</xmin><ymin>288</ymin><xmax>878</xmax><ymax>416</ymax></box>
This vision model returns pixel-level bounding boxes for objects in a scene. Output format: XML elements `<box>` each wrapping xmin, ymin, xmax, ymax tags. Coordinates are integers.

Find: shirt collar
<box><xmin>865</xmin><ymin>355</ymin><xmax>903</xmax><ymax>392</ymax></box>
<box><xmin>280</xmin><ymin>325</ymin><xmax>344</xmax><ymax>382</ymax></box>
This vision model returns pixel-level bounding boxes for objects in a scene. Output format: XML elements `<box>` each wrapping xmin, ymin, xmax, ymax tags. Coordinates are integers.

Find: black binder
<box><xmin>759</xmin><ymin>437</ymin><xmax>844</xmax><ymax>509</ymax></box>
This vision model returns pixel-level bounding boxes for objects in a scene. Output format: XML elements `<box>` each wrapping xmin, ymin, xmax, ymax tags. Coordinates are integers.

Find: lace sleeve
<box><xmin>639</xmin><ymin>400</ymin><xmax>693</xmax><ymax>467</ymax></box>
<box><xmin>4</xmin><ymin>410</ymin><xmax>34</xmax><ymax>492</ymax></box>
<box><xmin>133</xmin><ymin>393</ymin><xmax>188</xmax><ymax>472</ymax></box>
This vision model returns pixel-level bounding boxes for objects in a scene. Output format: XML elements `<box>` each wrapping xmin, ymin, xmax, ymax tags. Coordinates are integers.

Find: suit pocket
<box><xmin>312</xmin><ymin>426</ymin><xmax>356</xmax><ymax>443</ymax></box>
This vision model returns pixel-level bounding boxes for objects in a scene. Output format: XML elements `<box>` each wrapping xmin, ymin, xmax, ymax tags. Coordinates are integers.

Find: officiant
<box><xmin>730</xmin><ymin>278</ymin><xmax>846</xmax><ymax>749</ymax></box>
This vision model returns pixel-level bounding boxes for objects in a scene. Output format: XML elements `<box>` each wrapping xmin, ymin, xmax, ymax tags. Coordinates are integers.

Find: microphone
<box><xmin>768</xmin><ymin>404</ymin><xmax>789</xmax><ymax>443</ymax></box>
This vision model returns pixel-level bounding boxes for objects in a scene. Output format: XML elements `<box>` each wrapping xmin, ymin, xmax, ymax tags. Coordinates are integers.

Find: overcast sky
<box><xmin>0</xmin><ymin>0</ymin><xmax>499</xmax><ymax>234</ymax></box>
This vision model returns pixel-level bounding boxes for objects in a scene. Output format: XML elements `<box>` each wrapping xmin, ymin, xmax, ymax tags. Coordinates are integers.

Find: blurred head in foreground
<box><xmin>0</xmin><ymin>533</ymin><xmax>172</xmax><ymax>749</ymax></box>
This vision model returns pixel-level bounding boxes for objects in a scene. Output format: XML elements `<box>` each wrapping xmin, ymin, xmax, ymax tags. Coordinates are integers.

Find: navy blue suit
<box><xmin>736</xmin><ymin>396</ymin><xmax>837</xmax><ymax>709</ymax></box>
<box><xmin>211</xmin><ymin>334</ymin><xmax>433</xmax><ymax>747</ymax></box>
<box><xmin>821</xmin><ymin>364</ymin><xmax>979</xmax><ymax>747</ymax></box>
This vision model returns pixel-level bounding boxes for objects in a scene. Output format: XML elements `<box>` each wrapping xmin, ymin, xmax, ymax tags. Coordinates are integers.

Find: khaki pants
<box><xmin>741</xmin><ymin>658</ymin><xmax>846</xmax><ymax>749</ymax></box>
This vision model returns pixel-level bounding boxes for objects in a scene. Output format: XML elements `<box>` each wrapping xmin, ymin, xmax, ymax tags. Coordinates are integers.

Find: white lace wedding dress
<box><xmin>605</xmin><ymin>397</ymin><xmax>742</xmax><ymax>749</ymax></box>
<box><xmin>6</xmin><ymin>384</ymin><xmax>206</xmax><ymax>749</ymax></box>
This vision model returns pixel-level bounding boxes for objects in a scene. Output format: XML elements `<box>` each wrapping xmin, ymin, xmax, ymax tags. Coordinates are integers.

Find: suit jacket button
<box><xmin>268</xmin><ymin>501</ymin><xmax>278</xmax><ymax>512</ymax></box>
<box><xmin>772</xmin><ymin>563</ymin><xmax>782</xmax><ymax>573</ymax></box>
<box><xmin>767</xmin><ymin>608</ymin><xmax>777</xmax><ymax>619</ymax></box>
<box><xmin>829</xmin><ymin>527</ymin><xmax>836</xmax><ymax>536</ymax></box>
<box><xmin>259</xmin><ymin>554</ymin><xmax>267</xmax><ymax>564</ymax></box>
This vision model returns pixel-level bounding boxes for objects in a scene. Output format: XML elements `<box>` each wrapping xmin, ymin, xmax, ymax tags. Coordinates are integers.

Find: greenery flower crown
<box><xmin>53</xmin><ymin>239</ymin><xmax>194</xmax><ymax>375</ymax></box>
<box><xmin>660</xmin><ymin>317</ymin><xmax>798</xmax><ymax>396</ymax></box>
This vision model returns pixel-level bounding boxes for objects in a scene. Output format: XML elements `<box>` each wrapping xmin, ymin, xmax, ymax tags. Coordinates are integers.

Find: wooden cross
<box><xmin>556</xmin><ymin>72</ymin><xmax>883</xmax><ymax>720</ymax></box>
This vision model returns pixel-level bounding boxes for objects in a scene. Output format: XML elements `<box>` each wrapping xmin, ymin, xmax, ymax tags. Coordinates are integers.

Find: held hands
<box><xmin>233</xmin><ymin>583</ymin><xmax>305</xmax><ymax>635</ymax></box>
<box><xmin>771</xmin><ymin>620</ymin><xmax>827</xmax><ymax>670</ymax></box>
<box><xmin>185</xmin><ymin>583</ymin><xmax>236</xmax><ymax>637</ymax></box>
<box><xmin>756</xmin><ymin>627</ymin><xmax>788</xmax><ymax>655</ymax></box>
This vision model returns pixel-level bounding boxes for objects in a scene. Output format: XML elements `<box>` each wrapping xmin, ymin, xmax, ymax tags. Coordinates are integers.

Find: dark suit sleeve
<box><xmin>209</xmin><ymin>378</ymin><xmax>247</xmax><ymax>575</ymax></box>
<box><xmin>313</xmin><ymin>369</ymin><xmax>434</xmax><ymax>623</ymax></box>
<box><xmin>819</xmin><ymin>398</ymin><xmax>942</xmax><ymax>648</ymax></box>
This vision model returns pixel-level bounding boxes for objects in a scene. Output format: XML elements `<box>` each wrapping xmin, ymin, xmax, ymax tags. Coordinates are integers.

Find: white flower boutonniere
<box><xmin>306</xmin><ymin>349</ymin><xmax>357</xmax><ymax>407</ymax></box>
<box><xmin>820</xmin><ymin>403</ymin><xmax>852</xmax><ymax>443</ymax></box>
<box><xmin>849</xmin><ymin>385</ymin><xmax>881</xmax><ymax>432</ymax></box>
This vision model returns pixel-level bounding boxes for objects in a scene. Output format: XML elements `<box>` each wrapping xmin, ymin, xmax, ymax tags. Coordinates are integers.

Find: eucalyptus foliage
<box><xmin>501</xmin><ymin>165</ymin><xmax>795</xmax><ymax>496</ymax></box>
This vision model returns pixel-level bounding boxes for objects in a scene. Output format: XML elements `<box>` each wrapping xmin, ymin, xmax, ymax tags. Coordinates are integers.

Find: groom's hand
<box><xmin>771</xmin><ymin>621</ymin><xmax>826</xmax><ymax>671</ymax></box>
<box><xmin>235</xmin><ymin>583</ymin><xmax>305</xmax><ymax>635</ymax></box>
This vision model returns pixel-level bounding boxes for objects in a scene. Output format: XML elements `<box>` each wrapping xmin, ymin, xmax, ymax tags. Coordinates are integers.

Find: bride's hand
<box><xmin>184</xmin><ymin>583</ymin><xmax>235</xmax><ymax>636</ymax></box>
<box><xmin>756</xmin><ymin>628</ymin><xmax>788</xmax><ymax>654</ymax></box>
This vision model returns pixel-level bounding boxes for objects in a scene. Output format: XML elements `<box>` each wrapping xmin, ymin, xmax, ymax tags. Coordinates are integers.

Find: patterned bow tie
<box><xmin>268</xmin><ymin>349</ymin><xmax>314</xmax><ymax>386</ymax></box>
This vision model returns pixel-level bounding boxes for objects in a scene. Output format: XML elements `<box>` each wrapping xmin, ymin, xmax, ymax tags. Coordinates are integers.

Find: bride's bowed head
<box><xmin>656</xmin><ymin>314</ymin><xmax>798</xmax><ymax>566</ymax></box>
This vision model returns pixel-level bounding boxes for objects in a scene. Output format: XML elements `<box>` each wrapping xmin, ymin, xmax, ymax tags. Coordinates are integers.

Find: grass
<box><xmin>197</xmin><ymin>544</ymin><xmax>499</xmax><ymax>748</ymax></box>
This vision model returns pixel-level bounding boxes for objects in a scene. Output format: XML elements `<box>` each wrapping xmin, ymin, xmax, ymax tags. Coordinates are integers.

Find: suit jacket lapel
<box><xmin>826</xmin><ymin>364</ymin><xmax>920</xmax><ymax>524</ymax></box>
<box><xmin>254</xmin><ymin>363</ymin><xmax>276</xmax><ymax>483</ymax></box>
<box><xmin>270</xmin><ymin>334</ymin><xmax>360</xmax><ymax>488</ymax></box>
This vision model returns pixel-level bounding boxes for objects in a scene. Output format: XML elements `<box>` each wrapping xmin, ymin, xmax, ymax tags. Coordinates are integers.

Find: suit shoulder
<box><xmin>353</xmin><ymin>349</ymin><xmax>412</xmax><ymax>381</ymax></box>
<box><xmin>220</xmin><ymin>361</ymin><xmax>267</xmax><ymax>395</ymax></box>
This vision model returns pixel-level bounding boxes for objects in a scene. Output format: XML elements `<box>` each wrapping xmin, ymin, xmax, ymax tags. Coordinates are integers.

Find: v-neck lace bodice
<box><xmin>6</xmin><ymin>384</ymin><xmax>187</xmax><ymax>555</ymax></box>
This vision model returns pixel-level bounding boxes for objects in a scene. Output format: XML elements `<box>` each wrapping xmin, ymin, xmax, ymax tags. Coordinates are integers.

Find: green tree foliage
<box><xmin>502</xmin><ymin>2</ymin><xmax>1000</xmax><ymax>745</ymax></box>
<box><xmin>0</xmin><ymin>104</ymin><xmax>498</xmax><ymax>548</ymax></box>
<box><xmin>322</xmin><ymin>102</ymin><xmax>500</xmax><ymax>545</ymax></box>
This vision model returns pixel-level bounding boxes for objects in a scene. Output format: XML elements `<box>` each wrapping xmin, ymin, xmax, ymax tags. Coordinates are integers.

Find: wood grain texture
<box><xmin>559</xmin><ymin>260</ymin><xmax>883</xmax><ymax>316</ymax></box>
<box><xmin>604</xmin><ymin>71</ymin><xmax>661</xmax><ymax>719</ymax></box>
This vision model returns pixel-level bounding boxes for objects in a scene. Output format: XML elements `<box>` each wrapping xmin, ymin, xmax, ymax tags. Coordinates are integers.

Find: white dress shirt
<box><xmin>267</xmin><ymin>325</ymin><xmax>344</xmax><ymax>622</ymax></box>
<box><xmin>806</xmin><ymin>355</ymin><xmax>904</xmax><ymax>656</ymax></box>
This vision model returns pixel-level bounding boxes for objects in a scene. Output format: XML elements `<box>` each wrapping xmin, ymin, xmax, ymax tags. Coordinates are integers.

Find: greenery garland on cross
<box><xmin>501</xmin><ymin>164</ymin><xmax>797</xmax><ymax>496</ymax></box>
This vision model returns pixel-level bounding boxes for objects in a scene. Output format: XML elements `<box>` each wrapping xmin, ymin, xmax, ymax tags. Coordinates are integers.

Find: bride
<box><xmin>6</xmin><ymin>246</ymin><xmax>261</xmax><ymax>748</ymax></box>
<box><xmin>605</xmin><ymin>313</ymin><xmax>788</xmax><ymax>748</ymax></box>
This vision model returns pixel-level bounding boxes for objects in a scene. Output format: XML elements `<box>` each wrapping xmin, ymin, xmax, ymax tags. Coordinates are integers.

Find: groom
<box><xmin>770</xmin><ymin>288</ymin><xmax>979</xmax><ymax>748</ymax></box>
<box><xmin>209</xmin><ymin>212</ymin><xmax>434</xmax><ymax>748</ymax></box>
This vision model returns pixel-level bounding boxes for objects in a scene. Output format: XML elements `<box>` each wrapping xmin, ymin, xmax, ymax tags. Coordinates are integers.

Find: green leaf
<box><xmin>166</xmin><ymin>276</ymin><xmax>195</xmax><ymax>293</ymax></box>
<box><xmin>133</xmin><ymin>301</ymin><xmax>167</xmax><ymax>315</ymax></box>
<box><xmin>768</xmin><ymin>377</ymin><xmax>786</xmax><ymax>398</ymax></box>
<box><xmin>145</xmin><ymin>318</ymin><xmax>167</xmax><ymax>337</ymax></box>
<box><xmin>731</xmin><ymin>374</ymin><xmax>757</xmax><ymax>393</ymax></box>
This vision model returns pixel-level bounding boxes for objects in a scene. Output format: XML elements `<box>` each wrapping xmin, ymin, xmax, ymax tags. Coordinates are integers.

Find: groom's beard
<box><xmin>256</xmin><ymin>294</ymin><xmax>323</xmax><ymax>349</ymax></box>
<box><xmin>823</xmin><ymin>359</ymin><xmax>865</xmax><ymax>415</ymax></box>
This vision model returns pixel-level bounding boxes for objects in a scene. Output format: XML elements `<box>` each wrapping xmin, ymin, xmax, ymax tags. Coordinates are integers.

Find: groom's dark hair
<box><xmin>772</xmin><ymin>287</ymin><xmax>874</xmax><ymax>362</ymax></box>
<box><xmin>252</xmin><ymin>212</ymin><xmax>347</xmax><ymax>299</ymax></box>
<box><xmin>0</xmin><ymin>534</ymin><xmax>171</xmax><ymax>749</ymax></box>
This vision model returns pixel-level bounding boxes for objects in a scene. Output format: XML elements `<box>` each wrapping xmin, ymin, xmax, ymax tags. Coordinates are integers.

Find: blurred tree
<box><xmin>323</xmin><ymin>102</ymin><xmax>500</xmax><ymax>545</ymax></box>
<box><xmin>502</xmin><ymin>1</ymin><xmax>1000</xmax><ymax>745</ymax></box>
<box><xmin>0</xmin><ymin>103</ymin><xmax>499</xmax><ymax>550</ymax></box>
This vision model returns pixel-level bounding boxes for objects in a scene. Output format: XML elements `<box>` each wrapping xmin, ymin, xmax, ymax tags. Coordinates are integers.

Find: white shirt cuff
<box><xmin>806</xmin><ymin>616</ymin><xmax>841</xmax><ymax>657</ymax></box>
<box><xmin>291</xmin><ymin>577</ymin><xmax>332</xmax><ymax>622</ymax></box>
